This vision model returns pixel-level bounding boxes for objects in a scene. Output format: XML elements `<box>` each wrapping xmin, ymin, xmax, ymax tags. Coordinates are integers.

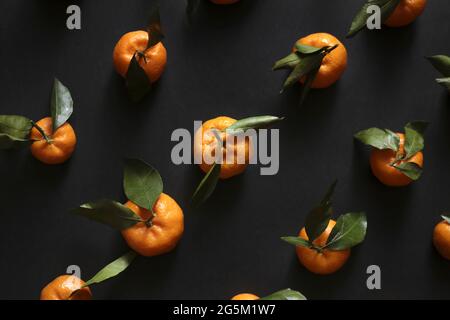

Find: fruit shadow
<box><xmin>284</xmin><ymin>248</ymin><xmax>362</xmax><ymax>300</ymax></box>
<box><xmin>185</xmin><ymin>0</ymin><xmax>258</xmax><ymax>28</ymax></box>
<box><xmin>0</xmin><ymin>150</ymin><xmax>72</xmax><ymax>203</ymax></box>
<box><xmin>183</xmin><ymin>166</ymin><xmax>246</xmax><ymax>216</ymax></box>
<box><xmin>350</xmin><ymin>142</ymin><xmax>413</xmax><ymax>233</ymax></box>
<box><xmin>103</xmin><ymin>249</ymin><xmax>180</xmax><ymax>299</ymax></box>
<box><xmin>360</xmin><ymin>24</ymin><xmax>417</xmax><ymax>80</ymax></box>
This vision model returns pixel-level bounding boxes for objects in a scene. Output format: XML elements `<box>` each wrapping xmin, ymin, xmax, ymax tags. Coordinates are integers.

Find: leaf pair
<box><xmin>427</xmin><ymin>55</ymin><xmax>450</xmax><ymax>91</ymax></box>
<box><xmin>354</xmin><ymin>121</ymin><xmax>428</xmax><ymax>180</ymax></box>
<box><xmin>347</xmin><ymin>0</ymin><xmax>401</xmax><ymax>38</ymax></box>
<box><xmin>71</xmin><ymin>251</ymin><xmax>137</xmax><ymax>297</ymax></box>
<box><xmin>125</xmin><ymin>5</ymin><xmax>165</xmax><ymax>102</ymax></box>
<box><xmin>273</xmin><ymin>43</ymin><xmax>338</xmax><ymax>104</ymax></box>
<box><xmin>259</xmin><ymin>288</ymin><xmax>307</xmax><ymax>300</ymax></box>
<box><xmin>71</xmin><ymin>159</ymin><xmax>163</xmax><ymax>230</ymax></box>
<box><xmin>0</xmin><ymin>78</ymin><xmax>73</xmax><ymax>149</ymax></box>
<box><xmin>191</xmin><ymin>115</ymin><xmax>284</xmax><ymax>207</ymax></box>
<box><xmin>281</xmin><ymin>181</ymin><xmax>367</xmax><ymax>252</ymax></box>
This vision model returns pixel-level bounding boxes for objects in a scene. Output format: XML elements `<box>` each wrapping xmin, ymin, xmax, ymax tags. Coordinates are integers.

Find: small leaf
<box><xmin>0</xmin><ymin>115</ymin><xmax>32</xmax><ymax>139</ymax></box>
<box><xmin>192</xmin><ymin>163</ymin><xmax>221</xmax><ymax>207</ymax></box>
<box><xmin>299</xmin><ymin>65</ymin><xmax>320</xmax><ymax>105</ymax></box>
<box><xmin>294</xmin><ymin>43</ymin><xmax>324</xmax><ymax>55</ymax></box>
<box><xmin>427</xmin><ymin>55</ymin><xmax>450</xmax><ymax>77</ymax></box>
<box><xmin>51</xmin><ymin>78</ymin><xmax>73</xmax><ymax>132</ymax></box>
<box><xmin>305</xmin><ymin>180</ymin><xmax>337</xmax><ymax>242</ymax></box>
<box><xmin>280</xmin><ymin>236</ymin><xmax>311</xmax><ymax>248</ymax></box>
<box><xmin>83</xmin><ymin>251</ymin><xmax>137</xmax><ymax>287</ymax></box>
<box><xmin>71</xmin><ymin>199</ymin><xmax>143</xmax><ymax>230</ymax></box>
<box><xmin>146</xmin><ymin>4</ymin><xmax>164</xmax><ymax>49</ymax></box>
<box><xmin>125</xmin><ymin>54</ymin><xmax>152</xmax><ymax>102</ymax></box>
<box><xmin>393</xmin><ymin>162</ymin><xmax>422</xmax><ymax>180</ymax></box>
<box><xmin>347</xmin><ymin>0</ymin><xmax>401</xmax><ymax>38</ymax></box>
<box><xmin>404</xmin><ymin>121</ymin><xmax>428</xmax><ymax>159</ymax></box>
<box><xmin>325</xmin><ymin>212</ymin><xmax>367</xmax><ymax>251</ymax></box>
<box><xmin>442</xmin><ymin>215</ymin><xmax>450</xmax><ymax>224</ymax></box>
<box><xmin>123</xmin><ymin>159</ymin><xmax>163</xmax><ymax>210</ymax></box>
<box><xmin>436</xmin><ymin>77</ymin><xmax>450</xmax><ymax>91</ymax></box>
<box><xmin>354</xmin><ymin>127</ymin><xmax>399</xmax><ymax>151</ymax></box>
<box><xmin>226</xmin><ymin>116</ymin><xmax>284</xmax><ymax>135</ymax></box>
<box><xmin>260</xmin><ymin>289</ymin><xmax>307</xmax><ymax>301</ymax></box>
<box><xmin>281</xmin><ymin>53</ymin><xmax>324</xmax><ymax>92</ymax></box>
<box><xmin>272</xmin><ymin>52</ymin><xmax>301</xmax><ymax>71</ymax></box>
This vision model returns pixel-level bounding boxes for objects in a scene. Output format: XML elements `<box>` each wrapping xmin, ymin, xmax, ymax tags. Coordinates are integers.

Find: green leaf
<box><xmin>226</xmin><ymin>116</ymin><xmax>284</xmax><ymax>135</ymax></box>
<box><xmin>325</xmin><ymin>212</ymin><xmax>367</xmax><ymax>251</ymax></box>
<box><xmin>281</xmin><ymin>53</ymin><xmax>324</xmax><ymax>92</ymax></box>
<box><xmin>51</xmin><ymin>78</ymin><xmax>73</xmax><ymax>132</ymax></box>
<box><xmin>294</xmin><ymin>43</ymin><xmax>324</xmax><ymax>55</ymax></box>
<box><xmin>436</xmin><ymin>77</ymin><xmax>450</xmax><ymax>91</ymax></box>
<box><xmin>404</xmin><ymin>121</ymin><xmax>428</xmax><ymax>159</ymax></box>
<box><xmin>280</xmin><ymin>236</ymin><xmax>311</xmax><ymax>248</ymax></box>
<box><xmin>393</xmin><ymin>162</ymin><xmax>422</xmax><ymax>180</ymax></box>
<box><xmin>347</xmin><ymin>0</ymin><xmax>401</xmax><ymax>38</ymax></box>
<box><xmin>300</xmin><ymin>65</ymin><xmax>320</xmax><ymax>105</ymax></box>
<box><xmin>126</xmin><ymin>54</ymin><xmax>152</xmax><ymax>102</ymax></box>
<box><xmin>83</xmin><ymin>251</ymin><xmax>137</xmax><ymax>287</ymax></box>
<box><xmin>192</xmin><ymin>163</ymin><xmax>221</xmax><ymax>207</ymax></box>
<box><xmin>146</xmin><ymin>4</ymin><xmax>164</xmax><ymax>49</ymax></box>
<box><xmin>71</xmin><ymin>199</ymin><xmax>143</xmax><ymax>230</ymax></box>
<box><xmin>354</xmin><ymin>127</ymin><xmax>399</xmax><ymax>151</ymax></box>
<box><xmin>0</xmin><ymin>115</ymin><xmax>32</xmax><ymax>139</ymax></box>
<box><xmin>123</xmin><ymin>159</ymin><xmax>163</xmax><ymax>211</ymax></box>
<box><xmin>260</xmin><ymin>289</ymin><xmax>307</xmax><ymax>301</ymax></box>
<box><xmin>442</xmin><ymin>215</ymin><xmax>450</xmax><ymax>224</ymax></box>
<box><xmin>427</xmin><ymin>55</ymin><xmax>450</xmax><ymax>77</ymax></box>
<box><xmin>272</xmin><ymin>52</ymin><xmax>301</xmax><ymax>71</ymax></box>
<box><xmin>305</xmin><ymin>180</ymin><xmax>337</xmax><ymax>242</ymax></box>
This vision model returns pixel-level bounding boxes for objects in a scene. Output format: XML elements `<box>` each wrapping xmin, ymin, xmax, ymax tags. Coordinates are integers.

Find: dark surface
<box><xmin>0</xmin><ymin>0</ymin><xmax>449</xmax><ymax>300</ymax></box>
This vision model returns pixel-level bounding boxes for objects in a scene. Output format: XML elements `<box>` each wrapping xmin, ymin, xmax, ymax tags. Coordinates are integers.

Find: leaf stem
<box><xmin>136</xmin><ymin>50</ymin><xmax>148</xmax><ymax>64</ymax></box>
<box><xmin>324</xmin><ymin>44</ymin><xmax>339</xmax><ymax>54</ymax></box>
<box><xmin>144</xmin><ymin>209</ymin><xmax>156</xmax><ymax>228</ymax></box>
<box><xmin>30</xmin><ymin>120</ymin><xmax>51</xmax><ymax>144</ymax></box>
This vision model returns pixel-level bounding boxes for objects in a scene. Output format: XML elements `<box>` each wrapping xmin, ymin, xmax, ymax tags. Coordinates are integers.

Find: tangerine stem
<box><xmin>30</xmin><ymin>120</ymin><xmax>51</xmax><ymax>144</ymax></box>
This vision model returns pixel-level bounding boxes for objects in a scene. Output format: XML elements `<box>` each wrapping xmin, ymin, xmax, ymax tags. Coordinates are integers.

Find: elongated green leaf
<box><xmin>354</xmin><ymin>127</ymin><xmax>399</xmax><ymax>151</ymax></box>
<box><xmin>280</xmin><ymin>236</ymin><xmax>311</xmax><ymax>248</ymax></box>
<box><xmin>226</xmin><ymin>116</ymin><xmax>284</xmax><ymax>135</ymax></box>
<box><xmin>300</xmin><ymin>65</ymin><xmax>320</xmax><ymax>105</ymax></box>
<box><xmin>305</xmin><ymin>180</ymin><xmax>337</xmax><ymax>242</ymax></box>
<box><xmin>260</xmin><ymin>289</ymin><xmax>307</xmax><ymax>301</ymax></box>
<box><xmin>325</xmin><ymin>212</ymin><xmax>367</xmax><ymax>251</ymax></box>
<box><xmin>295</xmin><ymin>43</ymin><xmax>324</xmax><ymax>55</ymax></box>
<box><xmin>347</xmin><ymin>0</ymin><xmax>401</xmax><ymax>38</ymax></box>
<box><xmin>71</xmin><ymin>199</ymin><xmax>143</xmax><ymax>230</ymax></box>
<box><xmin>281</xmin><ymin>53</ymin><xmax>324</xmax><ymax>92</ymax></box>
<box><xmin>126</xmin><ymin>54</ymin><xmax>152</xmax><ymax>102</ymax></box>
<box><xmin>192</xmin><ymin>163</ymin><xmax>221</xmax><ymax>207</ymax></box>
<box><xmin>272</xmin><ymin>52</ymin><xmax>301</xmax><ymax>71</ymax></box>
<box><xmin>51</xmin><ymin>78</ymin><xmax>73</xmax><ymax>131</ymax></box>
<box><xmin>427</xmin><ymin>55</ymin><xmax>450</xmax><ymax>77</ymax></box>
<box><xmin>146</xmin><ymin>4</ymin><xmax>164</xmax><ymax>49</ymax></box>
<box><xmin>0</xmin><ymin>115</ymin><xmax>32</xmax><ymax>138</ymax></box>
<box><xmin>83</xmin><ymin>251</ymin><xmax>137</xmax><ymax>287</ymax></box>
<box><xmin>393</xmin><ymin>162</ymin><xmax>422</xmax><ymax>180</ymax></box>
<box><xmin>442</xmin><ymin>215</ymin><xmax>450</xmax><ymax>224</ymax></box>
<box><xmin>123</xmin><ymin>159</ymin><xmax>163</xmax><ymax>210</ymax></box>
<box><xmin>436</xmin><ymin>77</ymin><xmax>450</xmax><ymax>91</ymax></box>
<box><xmin>404</xmin><ymin>121</ymin><xmax>428</xmax><ymax>159</ymax></box>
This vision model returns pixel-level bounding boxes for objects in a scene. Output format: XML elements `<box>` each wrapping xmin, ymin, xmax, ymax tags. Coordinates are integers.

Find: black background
<box><xmin>0</xmin><ymin>0</ymin><xmax>449</xmax><ymax>300</ymax></box>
